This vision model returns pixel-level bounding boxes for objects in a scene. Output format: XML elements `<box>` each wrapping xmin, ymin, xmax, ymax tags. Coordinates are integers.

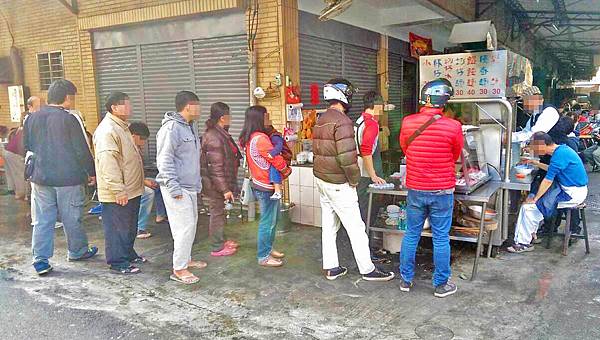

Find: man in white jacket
<box><xmin>513</xmin><ymin>86</ymin><xmax>559</xmax><ymax>143</ymax></box>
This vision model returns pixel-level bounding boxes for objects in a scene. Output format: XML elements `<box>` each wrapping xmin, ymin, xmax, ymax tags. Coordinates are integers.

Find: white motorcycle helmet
<box><xmin>323</xmin><ymin>78</ymin><xmax>357</xmax><ymax>111</ymax></box>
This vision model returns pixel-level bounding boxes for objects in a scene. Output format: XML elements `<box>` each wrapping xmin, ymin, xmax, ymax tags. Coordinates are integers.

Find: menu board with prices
<box><xmin>419</xmin><ymin>50</ymin><xmax>508</xmax><ymax>99</ymax></box>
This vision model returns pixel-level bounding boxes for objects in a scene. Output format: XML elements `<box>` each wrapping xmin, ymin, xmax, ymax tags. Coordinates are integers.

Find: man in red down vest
<box><xmin>398</xmin><ymin>78</ymin><xmax>463</xmax><ymax>298</ymax></box>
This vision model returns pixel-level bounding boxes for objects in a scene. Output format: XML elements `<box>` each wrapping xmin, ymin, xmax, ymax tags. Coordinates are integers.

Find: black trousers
<box><xmin>102</xmin><ymin>196</ymin><xmax>141</xmax><ymax>269</ymax></box>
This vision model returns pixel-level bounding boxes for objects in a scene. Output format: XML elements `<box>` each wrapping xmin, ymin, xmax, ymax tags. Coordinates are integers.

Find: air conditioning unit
<box><xmin>0</xmin><ymin>47</ymin><xmax>24</xmax><ymax>84</ymax></box>
<box><xmin>318</xmin><ymin>0</ymin><xmax>352</xmax><ymax>21</ymax></box>
<box><xmin>0</xmin><ymin>57</ymin><xmax>12</xmax><ymax>84</ymax></box>
<box><xmin>449</xmin><ymin>21</ymin><xmax>497</xmax><ymax>52</ymax></box>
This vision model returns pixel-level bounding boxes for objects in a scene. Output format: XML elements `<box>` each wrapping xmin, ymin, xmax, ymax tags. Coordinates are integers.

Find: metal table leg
<box><xmin>471</xmin><ymin>202</ymin><xmax>487</xmax><ymax>281</ymax></box>
<box><xmin>366</xmin><ymin>192</ymin><xmax>373</xmax><ymax>234</ymax></box>
<box><xmin>487</xmin><ymin>228</ymin><xmax>495</xmax><ymax>258</ymax></box>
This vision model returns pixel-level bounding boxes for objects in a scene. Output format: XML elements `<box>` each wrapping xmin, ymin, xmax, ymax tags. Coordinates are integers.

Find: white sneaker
<box><xmin>55</xmin><ymin>222</ymin><xmax>64</xmax><ymax>229</ymax></box>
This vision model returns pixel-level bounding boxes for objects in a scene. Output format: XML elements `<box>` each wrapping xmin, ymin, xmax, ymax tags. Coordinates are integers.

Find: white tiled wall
<box><xmin>289</xmin><ymin>166</ymin><xmax>320</xmax><ymax>227</ymax></box>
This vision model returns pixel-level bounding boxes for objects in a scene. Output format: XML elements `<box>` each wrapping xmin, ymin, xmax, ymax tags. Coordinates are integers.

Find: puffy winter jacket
<box><xmin>245</xmin><ymin>132</ymin><xmax>290</xmax><ymax>192</ymax></box>
<box><xmin>200</xmin><ymin>124</ymin><xmax>242</xmax><ymax>198</ymax></box>
<box><xmin>400</xmin><ymin>106</ymin><xmax>463</xmax><ymax>191</ymax></box>
<box><xmin>313</xmin><ymin>107</ymin><xmax>360</xmax><ymax>186</ymax></box>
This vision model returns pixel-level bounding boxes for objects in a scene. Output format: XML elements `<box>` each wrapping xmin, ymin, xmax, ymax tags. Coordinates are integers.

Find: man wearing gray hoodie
<box><xmin>156</xmin><ymin>91</ymin><xmax>204</xmax><ymax>285</ymax></box>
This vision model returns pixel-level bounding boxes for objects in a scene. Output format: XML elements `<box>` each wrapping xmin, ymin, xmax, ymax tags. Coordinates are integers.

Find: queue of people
<box><xmin>1</xmin><ymin>75</ymin><xmax>590</xmax><ymax>299</ymax></box>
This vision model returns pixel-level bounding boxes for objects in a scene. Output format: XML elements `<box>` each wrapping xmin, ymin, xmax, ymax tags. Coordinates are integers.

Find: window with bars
<box><xmin>37</xmin><ymin>51</ymin><xmax>64</xmax><ymax>90</ymax></box>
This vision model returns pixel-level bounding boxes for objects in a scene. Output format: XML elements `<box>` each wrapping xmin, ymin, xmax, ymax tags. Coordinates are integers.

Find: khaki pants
<box><xmin>3</xmin><ymin>151</ymin><xmax>28</xmax><ymax>198</ymax></box>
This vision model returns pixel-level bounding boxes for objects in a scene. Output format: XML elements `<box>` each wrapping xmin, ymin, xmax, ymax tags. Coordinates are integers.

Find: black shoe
<box><xmin>362</xmin><ymin>268</ymin><xmax>395</xmax><ymax>281</ymax></box>
<box><xmin>67</xmin><ymin>246</ymin><xmax>98</xmax><ymax>262</ymax></box>
<box><xmin>399</xmin><ymin>279</ymin><xmax>413</xmax><ymax>292</ymax></box>
<box><xmin>325</xmin><ymin>266</ymin><xmax>348</xmax><ymax>280</ymax></box>
<box><xmin>434</xmin><ymin>281</ymin><xmax>457</xmax><ymax>298</ymax></box>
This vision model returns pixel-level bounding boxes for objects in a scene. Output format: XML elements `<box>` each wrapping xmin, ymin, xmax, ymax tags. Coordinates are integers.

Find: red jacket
<box><xmin>245</xmin><ymin>132</ymin><xmax>290</xmax><ymax>191</ymax></box>
<box><xmin>400</xmin><ymin>107</ymin><xmax>463</xmax><ymax>191</ymax></box>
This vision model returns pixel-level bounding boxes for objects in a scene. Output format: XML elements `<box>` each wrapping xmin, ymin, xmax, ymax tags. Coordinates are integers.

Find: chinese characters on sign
<box><xmin>419</xmin><ymin>50</ymin><xmax>508</xmax><ymax>99</ymax></box>
<box><xmin>8</xmin><ymin>86</ymin><xmax>25</xmax><ymax>123</ymax></box>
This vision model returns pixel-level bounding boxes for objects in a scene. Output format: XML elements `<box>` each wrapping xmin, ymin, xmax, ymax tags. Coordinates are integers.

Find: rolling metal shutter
<box><xmin>388</xmin><ymin>52</ymin><xmax>403</xmax><ymax>108</ymax></box>
<box><xmin>343</xmin><ymin>44</ymin><xmax>378</xmax><ymax>120</ymax></box>
<box><xmin>193</xmin><ymin>35</ymin><xmax>249</xmax><ymax>139</ymax></box>
<box><xmin>299</xmin><ymin>34</ymin><xmax>342</xmax><ymax>111</ymax></box>
<box><xmin>388</xmin><ymin>52</ymin><xmax>404</xmax><ymax>147</ymax></box>
<box><xmin>140</xmin><ymin>41</ymin><xmax>192</xmax><ymax>160</ymax></box>
<box><xmin>94</xmin><ymin>36</ymin><xmax>249</xmax><ymax>164</ymax></box>
<box><xmin>299</xmin><ymin>35</ymin><xmax>377</xmax><ymax>120</ymax></box>
<box><xmin>95</xmin><ymin>46</ymin><xmax>143</xmax><ymax>123</ymax></box>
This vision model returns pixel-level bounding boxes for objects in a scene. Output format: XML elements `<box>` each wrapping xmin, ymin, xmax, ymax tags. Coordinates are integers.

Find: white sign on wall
<box><xmin>419</xmin><ymin>50</ymin><xmax>508</xmax><ymax>99</ymax></box>
<box><xmin>8</xmin><ymin>85</ymin><xmax>25</xmax><ymax>123</ymax></box>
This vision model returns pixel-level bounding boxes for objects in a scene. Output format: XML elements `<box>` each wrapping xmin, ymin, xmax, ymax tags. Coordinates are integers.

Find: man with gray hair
<box><xmin>512</xmin><ymin>86</ymin><xmax>559</xmax><ymax>142</ymax></box>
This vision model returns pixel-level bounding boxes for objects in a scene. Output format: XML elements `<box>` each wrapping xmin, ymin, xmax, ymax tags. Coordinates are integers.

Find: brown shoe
<box><xmin>270</xmin><ymin>250</ymin><xmax>285</xmax><ymax>259</ymax></box>
<box><xmin>259</xmin><ymin>256</ymin><xmax>283</xmax><ymax>267</ymax></box>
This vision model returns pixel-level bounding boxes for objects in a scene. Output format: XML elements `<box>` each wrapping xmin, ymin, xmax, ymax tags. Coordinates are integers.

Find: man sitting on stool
<box><xmin>508</xmin><ymin>132</ymin><xmax>588</xmax><ymax>253</ymax></box>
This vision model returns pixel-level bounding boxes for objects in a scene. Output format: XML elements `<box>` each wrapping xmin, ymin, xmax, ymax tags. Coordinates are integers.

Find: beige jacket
<box><xmin>93</xmin><ymin>113</ymin><xmax>144</xmax><ymax>202</ymax></box>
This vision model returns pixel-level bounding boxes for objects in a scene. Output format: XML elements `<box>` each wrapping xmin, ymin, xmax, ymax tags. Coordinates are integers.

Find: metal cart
<box><xmin>366</xmin><ymin>181</ymin><xmax>502</xmax><ymax>281</ymax></box>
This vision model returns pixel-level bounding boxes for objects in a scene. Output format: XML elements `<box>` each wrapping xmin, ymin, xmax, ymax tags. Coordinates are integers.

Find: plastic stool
<box><xmin>545</xmin><ymin>203</ymin><xmax>590</xmax><ymax>256</ymax></box>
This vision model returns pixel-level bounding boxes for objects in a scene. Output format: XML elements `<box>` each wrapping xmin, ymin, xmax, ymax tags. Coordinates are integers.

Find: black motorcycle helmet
<box><xmin>419</xmin><ymin>78</ymin><xmax>454</xmax><ymax>108</ymax></box>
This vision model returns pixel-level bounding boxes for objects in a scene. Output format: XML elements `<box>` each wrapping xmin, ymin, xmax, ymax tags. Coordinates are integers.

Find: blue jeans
<box><xmin>253</xmin><ymin>188</ymin><xmax>280</xmax><ymax>261</ymax></box>
<box><xmin>31</xmin><ymin>183</ymin><xmax>89</xmax><ymax>263</ymax></box>
<box><xmin>400</xmin><ymin>190</ymin><xmax>454</xmax><ymax>287</ymax></box>
<box><xmin>154</xmin><ymin>187</ymin><xmax>167</xmax><ymax>218</ymax></box>
<box><xmin>269</xmin><ymin>166</ymin><xmax>282</xmax><ymax>185</ymax></box>
<box><xmin>138</xmin><ymin>187</ymin><xmax>154</xmax><ymax>231</ymax></box>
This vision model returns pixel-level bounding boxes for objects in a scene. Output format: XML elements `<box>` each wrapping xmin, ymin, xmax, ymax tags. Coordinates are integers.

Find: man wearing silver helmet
<box><xmin>398</xmin><ymin>78</ymin><xmax>463</xmax><ymax>298</ymax></box>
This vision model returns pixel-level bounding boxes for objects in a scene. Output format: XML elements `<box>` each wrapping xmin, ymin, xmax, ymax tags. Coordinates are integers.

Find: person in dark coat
<box><xmin>200</xmin><ymin>102</ymin><xmax>242</xmax><ymax>257</ymax></box>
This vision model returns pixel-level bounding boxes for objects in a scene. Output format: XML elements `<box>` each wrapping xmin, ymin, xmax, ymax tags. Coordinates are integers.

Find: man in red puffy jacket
<box><xmin>398</xmin><ymin>78</ymin><xmax>463</xmax><ymax>298</ymax></box>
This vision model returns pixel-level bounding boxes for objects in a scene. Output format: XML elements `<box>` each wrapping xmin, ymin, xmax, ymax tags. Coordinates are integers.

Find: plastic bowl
<box><xmin>468</xmin><ymin>205</ymin><xmax>497</xmax><ymax>220</ymax></box>
<box><xmin>514</xmin><ymin>164</ymin><xmax>534</xmax><ymax>176</ymax></box>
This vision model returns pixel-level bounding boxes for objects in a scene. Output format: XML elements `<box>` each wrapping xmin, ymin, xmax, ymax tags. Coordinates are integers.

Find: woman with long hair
<box><xmin>239</xmin><ymin>105</ymin><xmax>291</xmax><ymax>267</ymax></box>
<box><xmin>201</xmin><ymin>102</ymin><xmax>242</xmax><ymax>257</ymax></box>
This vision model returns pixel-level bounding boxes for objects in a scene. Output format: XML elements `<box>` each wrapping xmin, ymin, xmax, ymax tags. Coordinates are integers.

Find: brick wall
<box><xmin>0</xmin><ymin>0</ymin><xmax>89</xmax><ymax>128</ymax></box>
<box><xmin>250</xmin><ymin>0</ymin><xmax>286</xmax><ymax>130</ymax></box>
<box><xmin>0</xmin><ymin>0</ymin><xmax>251</xmax><ymax>130</ymax></box>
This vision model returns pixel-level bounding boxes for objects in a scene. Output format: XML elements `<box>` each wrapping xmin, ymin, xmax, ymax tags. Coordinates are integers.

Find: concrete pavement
<box><xmin>1</xmin><ymin>174</ymin><xmax>600</xmax><ymax>339</ymax></box>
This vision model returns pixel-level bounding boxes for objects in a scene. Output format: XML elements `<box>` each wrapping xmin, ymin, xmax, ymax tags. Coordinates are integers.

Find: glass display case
<box><xmin>455</xmin><ymin>126</ymin><xmax>490</xmax><ymax>194</ymax></box>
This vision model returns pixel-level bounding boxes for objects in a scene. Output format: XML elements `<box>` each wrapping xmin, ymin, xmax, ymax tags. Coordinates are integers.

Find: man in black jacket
<box><xmin>24</xmin><ymin>79</ymin><xmax>98</xmax><ymax>275</ymax></box>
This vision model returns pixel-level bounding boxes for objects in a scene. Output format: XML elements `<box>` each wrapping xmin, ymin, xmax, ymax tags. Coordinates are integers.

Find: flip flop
<box><xmin>131</xmin><ymin>256</ymin><xmax>148</xmax><ymax>264</ymax></box>
<box><xmin>187</xmin><ymin>260</ymin><xmax>208</xmax><ymax>269</ymax></box>
<box><xmin>111</xmin><ymin>265</ymin><xmax>141</xmax><ymax>275</ymax></box>
<box><xmin>136</xmin><ymin>232</ymin><xmax>152</xmax><ymax>239</ymax></box>
<box><xmin>270</xmin><ymin>250</ymin><xmax>285</xmax><ymax>259</ymax></box>
<box><xmin>259</xmin><ymin>257</ymin><xmax>283</xmax><ymax>267</ymax></box>
<box><xmin>170</xmin><ymin>273</ymin><xmax>199</xmax><ymax>285</ymax></box>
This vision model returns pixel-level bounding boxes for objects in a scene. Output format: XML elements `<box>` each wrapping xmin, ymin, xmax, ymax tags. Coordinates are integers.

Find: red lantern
<box><xmin>310</xmin><ymin>83</ymin><xmax>320</xmax><ymax>106</ymax></box>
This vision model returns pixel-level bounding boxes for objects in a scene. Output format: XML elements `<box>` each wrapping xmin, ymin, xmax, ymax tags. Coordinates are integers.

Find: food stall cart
<box><xmin>364</xmin><ymin>48</ymin><xmax>536</xmax><ymax>280</ymax></box>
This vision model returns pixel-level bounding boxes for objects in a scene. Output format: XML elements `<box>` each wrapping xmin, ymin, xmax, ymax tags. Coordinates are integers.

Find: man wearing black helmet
<box><xmin>312</xmin><ymin>78</ymin><xmax>395</xmax><ymax>282</ymax></box>
<box><xmin>398</xmin><ymin>78</ymin><xmax>463</xmax><ymax>298</ymax></box>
